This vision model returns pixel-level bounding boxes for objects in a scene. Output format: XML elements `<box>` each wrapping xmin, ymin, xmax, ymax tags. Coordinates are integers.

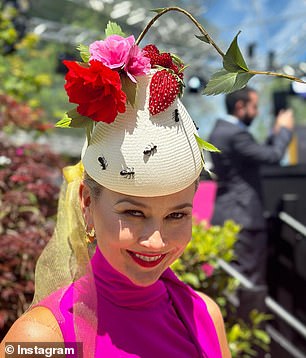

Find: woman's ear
<box><xmin>79</xmin><ymin>182</ymin><xmax>93</xmax><ymax>227</ymax></box>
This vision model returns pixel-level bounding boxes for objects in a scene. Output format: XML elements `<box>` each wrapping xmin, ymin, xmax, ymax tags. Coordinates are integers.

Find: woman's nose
<box><xmin>139</xmin><ymin>229</ymin><xmax>166</xmax><ymax>250</ymax></box>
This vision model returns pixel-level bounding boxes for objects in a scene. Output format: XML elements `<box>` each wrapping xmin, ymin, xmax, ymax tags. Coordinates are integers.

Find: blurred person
<box><xmin>208</xmin><ymin>87</ymin><xmax>294</xmax><ymax>315</ymax></box>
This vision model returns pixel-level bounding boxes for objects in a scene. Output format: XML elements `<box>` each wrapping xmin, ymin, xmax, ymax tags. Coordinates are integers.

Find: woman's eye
<box><xmin>126</xmin><ymin>210</ymin><xmax>144</xmax><ymax>217</ymax></box>
<box><xmin>167</xmin><ymin>212</ymin><xmax>186</xmax><ymax>220</ymax></box>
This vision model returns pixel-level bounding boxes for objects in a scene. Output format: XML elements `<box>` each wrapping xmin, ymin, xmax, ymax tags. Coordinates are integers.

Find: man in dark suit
<box><xmin>209</xmin><ymin>87</ymin><xmax>294</xmax><ymax>289</ymax></box>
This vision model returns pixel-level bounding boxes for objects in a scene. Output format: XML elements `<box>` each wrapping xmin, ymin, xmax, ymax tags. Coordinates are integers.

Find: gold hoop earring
<box><xmin>85</xmin><ymin>226</ymin><xmax>96</xmax><ymax>243</ymax></box>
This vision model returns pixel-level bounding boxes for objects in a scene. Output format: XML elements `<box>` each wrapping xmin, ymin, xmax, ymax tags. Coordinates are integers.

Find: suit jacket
<box><xmin>208</xmin><ymin>119</ymin><xmax>292</xmax><ymax>230</ymax></box>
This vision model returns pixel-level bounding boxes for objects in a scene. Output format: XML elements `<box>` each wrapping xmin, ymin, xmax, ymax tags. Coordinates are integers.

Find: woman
<box><xmin>1</xmin><ymin>23</ymin><xmax>230</xmax><ymax>357</ymax></box>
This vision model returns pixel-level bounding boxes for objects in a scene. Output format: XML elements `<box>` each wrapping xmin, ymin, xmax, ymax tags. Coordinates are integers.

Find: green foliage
<box><xmin>0</xmin><ymin>10</ymin><xmax>69</xmax><ymax>125</ymax></box>
<box><xmin>0</xmin><ymin>6</ymin><xmax>18</xmax><ymax>52</ymax></box>
<box><xmin>105</xmin><ymin>21</ymin><xmax>126</xmax><ymax>37</ymax></box>
<box><xmin>223</xmin><ymin>32</ymin><xmax>249</xmax><ymax>72</ymax></box>
<box><xmin>0</xmin><ymin>19</ymin><xmax>52</xmax><ymax>105</ymax></box>
<box><xmin>56</xmin><ymin>108</ymin><xmax>92</xmax><ymax>128</ymax></box>
<box><xmin>203</xmin><ymin>69</ymin><xmax>254</xmax><ymax>96</ymax></box>
<box><xmin>195</xmin><ymin>134</ymin><xmax>221</xmax><ymax>152</ymax></box>
<box><xmin>203</xmin><ymin>32</ymin><xmax>254</xmax><ymax>95</ymax></box>
<box><xmin>195</xmin><ymin>34</ymin><xmax>210</xmax><ymax>44</ymax></box>
<box><xmin>151</xmin><ymin>8</ymin><xmax>167</xmax><ymax>14</ymax></box>
<box><xmin>228</xmin><ymin>311</ymin><xmax>273</xmax><ymax>357</ymax></box>
<box><xmin>76</xmin><ymin>44</ymin><xmax>90</xmax><ymax>62</ymax></box>
<box><xmin>172</xmin><ymin>220</ymin><xmax>272</xmax><ymax>357</ymax></box>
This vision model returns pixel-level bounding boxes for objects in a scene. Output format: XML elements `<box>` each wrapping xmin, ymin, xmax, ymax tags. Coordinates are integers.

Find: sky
<box><xmin>202</xmin><ymin>0</ymin><xmax>306</xmax><ymax>71</ymax></box>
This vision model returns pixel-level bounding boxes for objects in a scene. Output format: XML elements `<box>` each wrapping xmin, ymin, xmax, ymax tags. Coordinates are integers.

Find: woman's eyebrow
<box><xmin>114</xmin><ymin>199</ymin><xmax>148</xmax><ymax>208</ymax></box>
<box><xmin>169</xmin><ymin>203</ymin><xmax>193</xmax><ymax>211</ymax></box>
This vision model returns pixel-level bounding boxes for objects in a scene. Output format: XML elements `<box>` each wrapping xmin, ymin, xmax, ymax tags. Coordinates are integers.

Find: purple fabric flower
<box><xmin>89</xmin><ymin>35</ymin><xmax>150</xmax><ymax>82</ymax></box>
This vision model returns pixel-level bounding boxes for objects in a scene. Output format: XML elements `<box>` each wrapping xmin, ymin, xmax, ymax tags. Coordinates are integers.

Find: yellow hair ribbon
<box><xmin>63</xmin><ymin>161</ymin><xmax>84</xmax><ymax>183</ymax></box>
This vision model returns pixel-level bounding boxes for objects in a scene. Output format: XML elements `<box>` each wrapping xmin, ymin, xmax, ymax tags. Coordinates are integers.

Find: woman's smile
<box><xmin>127</xmin><ymin>250</ymin><xmax>167</xmax><ymax>268</ymax></box>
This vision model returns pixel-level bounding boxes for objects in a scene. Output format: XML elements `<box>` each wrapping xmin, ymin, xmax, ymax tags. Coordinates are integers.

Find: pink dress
<box><xmin>37</xmin><ymin>247</ymin><xmax>222</xmax><ymax>357</ymax></box>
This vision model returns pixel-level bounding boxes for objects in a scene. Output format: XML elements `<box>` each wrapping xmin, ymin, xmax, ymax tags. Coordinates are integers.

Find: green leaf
<box><xmin>171</xmin><ymin>53</ymin><xmax>184</xmax><ymax>66</ymax></box>
<box><xmin>195</xmin><ymin>134</ymin><xmax>221</xmax><ymax>152</ymax></box>
<box><xmin>228</xmin><ymin>323</ymin><xmax>243</xmax><ymax>341</ymax></box>
<box><xmin>76</xmin><ymin>44</ymin><xmax>90</xmax><ymax>62</ymax></box>
<box><xmin>56</xmin><ymin>108</ymin><xmax>92</xmax><ymax>128</ymax></box>
<box><xmin>150</xmin><ymin>8</ymin><xmax>166</xmax><ymax>14</ymax></box>
<box><xmin>55</xmin><ymin>115</ymin><xmax>71</xmax><ymax>128</ymax></box>
<box><xmin>181</xmin><ymin>272</ymin><xmax>200</xmax><ymax>288</ymax></box>
<box><xmin>223</xmin><ymin>31</ymin><xmax>249</xmax><ymax>72</ymax></box>
<box><xmin>195</xmin><ymin>34</ymin><xmax>210</xmax><ymax>44</ymax></box>
<box><xmin>105</xmin><ymin>21</ymin><xmax>125</xmax><ymax>37</ymax></box>
<box><xmin>203</xmin><ymin>69</ymin><xmax>254</xmax><ymax>95</ymax></box>
<box><xmin>121</xmin><ymin>75</ymin><xmax>137</xmax><ymax>106</ymax></box>
<box><xmin>253</xmin><ymin>329</ymin><xmax>271</xmax><ymax>344</ymax></box>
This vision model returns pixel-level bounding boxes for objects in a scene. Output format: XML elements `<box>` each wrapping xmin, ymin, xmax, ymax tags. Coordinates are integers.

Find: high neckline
<box><xmin>91</xmin><ymin>247</ymin><xmax>168</xmax><ymax>309</ymax></box>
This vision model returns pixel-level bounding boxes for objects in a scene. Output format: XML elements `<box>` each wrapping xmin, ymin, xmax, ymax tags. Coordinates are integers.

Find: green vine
<box><xmin>136</xmin><ymin>7</ymin><xmax>224</xmax><ymax>58</ymax></box>
<box><xmin>136</xmin><ymin>7</ymin><xmax>305</xmax><ymax>95</ymax></box>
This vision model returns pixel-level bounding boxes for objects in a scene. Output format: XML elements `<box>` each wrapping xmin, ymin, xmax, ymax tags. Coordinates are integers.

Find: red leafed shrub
<box><xmin>0</xmin><ymin>134</ymin><xmax>65</xmax><ymax>338</ymax></box>
<box><xmin>0</xmin><ymin>94</ymin><xmax>53</xmax><ymax>133</ymax></box>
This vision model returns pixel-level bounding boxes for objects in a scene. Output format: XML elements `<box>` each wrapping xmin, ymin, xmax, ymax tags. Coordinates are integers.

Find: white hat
<box><xmin>60</xmin><ymin>31</ymin><xmax>204</xmax><ymax>196</ymax></box>
<box><xmin>82</xmin><ymin>72</ymin><xmax>202</xmax><ymax>197</ymax></box>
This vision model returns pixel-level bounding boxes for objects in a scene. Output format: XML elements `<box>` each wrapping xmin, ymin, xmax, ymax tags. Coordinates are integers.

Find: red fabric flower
<box><xmin>63</xmin><ymin>60</ymin><xmax>126</xmax><ymax>123</ymax></box>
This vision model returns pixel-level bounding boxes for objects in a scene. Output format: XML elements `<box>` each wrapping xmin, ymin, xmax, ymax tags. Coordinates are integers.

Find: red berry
<box><xmin>157</xmin><ymin>53</ymin><xmax>173</xmax><ymax>68</ymax></box>
<box><xmin>143</xmin><ymin>45</ymin><xmax>161</xmax><ymax>67</ymax></box>
<box><xmin>143</xmin><ymin>44</ymin><xmax>159</xmax><ymax>54</ymax></box>
<box><xmin>170</xmin><ymin>63</ymin><xmax>179</xmax><ymax>74</ymax></box>
<box><xmin>145</xmin><ymin>52</ymin><xmax>160</xmax><ymax>67</ymax></box>
<box><xmin>149</xmin><ymin>70</ymin><xmax>180</xmax><ymax>116</ymax></box>
<box><xmin>170</xmin><ymin>63</ymin><xmax>184</xmax><ymax>80</ymax></box>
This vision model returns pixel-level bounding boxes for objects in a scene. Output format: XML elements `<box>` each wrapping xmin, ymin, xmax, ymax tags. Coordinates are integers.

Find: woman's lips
<box><xmin>127</xmin><ymin>250</ymin><xmax>166</xmax><ymax>268</ymax></box>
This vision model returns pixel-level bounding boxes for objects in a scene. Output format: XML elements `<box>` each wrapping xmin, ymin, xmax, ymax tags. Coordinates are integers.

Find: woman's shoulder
<box><xmin>1</xmin><ymin>306</ymin><xmax>63</xmax><ymax>343</ymax></box>
<box><xmin>196</xmin><ymin>291</ymin><xmax>232</xmax><ymax>358</ymax></box>
<box><xmin>196</xmin><ymin>291</ymin><xmax>222</xmax><ymax>319</ymax></box>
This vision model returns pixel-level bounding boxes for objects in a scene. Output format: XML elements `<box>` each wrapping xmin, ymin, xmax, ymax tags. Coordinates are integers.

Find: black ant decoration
<box><xmin>193</xmin><ymin>121</ymin><xmax>199</xmax><ymax>130</ymax></box>
<box><xmin>143</xmin><ymin>143</ymin><xmax>157</xmax><ymax>156</ymax></box>
<box><xmin>97</xmin><ymin>156</ymin><xmax>108</xmax><ymax>170</ymax></box>
<box><xmin>120</xmin><ymin>167</ymin><xmax>135</xmax><ymax>179</ymax></box>
<box><xmin>173</xmin><ymin>109</ymin><xmax>180</xmax><ymax>122</ymax></box>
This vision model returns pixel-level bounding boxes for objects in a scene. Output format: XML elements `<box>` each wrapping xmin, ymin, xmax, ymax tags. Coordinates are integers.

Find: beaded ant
<box><xmin>97</xmin><ymin>156</ymin><xmax>108</xmax><ymax>170</ymax></box>
<box><xmin>172</xmin><ymin>109</ymin><xmax>180</xmax><ymax>122</ymax></box>
<box><xmin>143</xmin><ymin>143</ymin><xmax>157</xmax><ymax>156</ymax></box>
<box><xmin>120</xmin><ymin>167</ymin><xmax>135</xmax><ymax>179</ymax></box>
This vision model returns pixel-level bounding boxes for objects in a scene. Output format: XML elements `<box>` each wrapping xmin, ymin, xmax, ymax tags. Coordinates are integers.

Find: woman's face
<box><xmin>80</xmin><ymin>183</ymin><xmax>195</xmax><ymax>287</ymax></box>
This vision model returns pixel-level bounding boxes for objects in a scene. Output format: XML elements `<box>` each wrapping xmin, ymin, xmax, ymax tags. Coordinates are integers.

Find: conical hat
<box><xmin>82</xmin><ymin>72</ymin><xmax>202</xmax><ymax>196</ymax></box>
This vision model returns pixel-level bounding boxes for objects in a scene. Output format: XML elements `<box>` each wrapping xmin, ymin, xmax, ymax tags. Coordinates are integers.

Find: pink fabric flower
<box><xmin>124</xmin><ymin>45</ymin><xmax>151</xmax><ymax>82</ymax></box>
<box><xmin>201</xmin><ymin>263</ymin><xmax>214</xmax><ymax>277</ymax></box>
<box><xmin>89</xmin><ymin>35</ymin><xmax>150</xmax><ymax>82</ymax></box>
<box><xmin>90</xmin><ymin>35</ymin><xmax>133</xmax><ymax>69</ymax></box>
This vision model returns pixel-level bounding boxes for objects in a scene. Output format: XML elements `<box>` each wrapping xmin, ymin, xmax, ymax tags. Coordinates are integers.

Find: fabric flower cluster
<box><xmin>64</xmin><ymin>35</ymin><xmax>151</xmax><ymax>123</ymax></box>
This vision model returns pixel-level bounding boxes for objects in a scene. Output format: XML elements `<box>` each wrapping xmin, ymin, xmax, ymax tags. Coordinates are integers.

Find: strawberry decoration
<box><xmin>143</xmin><ymin>44</ymin><xmax>185</xmax><ymax>116</ymax></box>
<box><xmin>143</xmin><ymin>44</ymin><xmax>184</xmax><ymax>78</ymax></box>
<box><xmin>149</xmin><ymin>70</ymin><xmax>180</xmax><ymax>115</ymax></box>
